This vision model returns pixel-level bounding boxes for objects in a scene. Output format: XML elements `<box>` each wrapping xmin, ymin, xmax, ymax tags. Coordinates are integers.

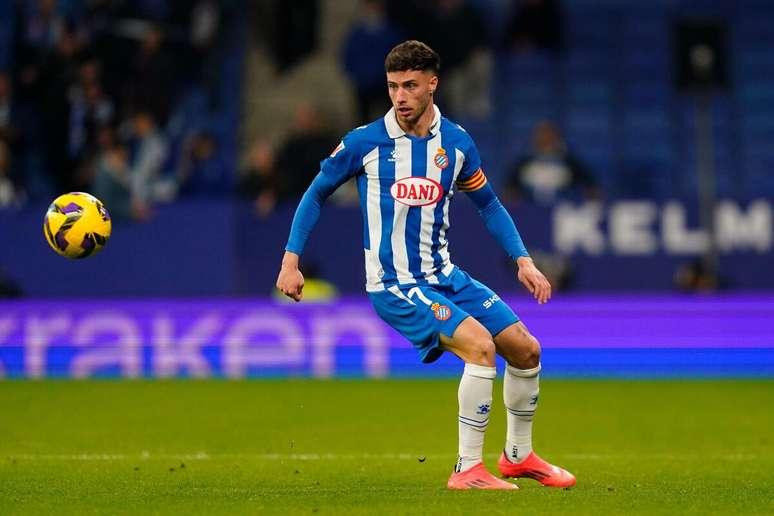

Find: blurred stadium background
<box><xmin>1</xmin><ymin>1</ymin><xmax>773</xmax><ymax>513</ymax></box>
<box><xmin>0</xmin><ymin>0</ymin><xmax>772</xmax><ymax>379</ymax></box>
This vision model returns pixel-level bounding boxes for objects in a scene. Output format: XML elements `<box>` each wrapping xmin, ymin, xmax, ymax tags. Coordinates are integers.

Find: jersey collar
<box><xmin>384</xmin><ymin>105</ymin><xmax>442</xmax><ymax>139</ymax></box>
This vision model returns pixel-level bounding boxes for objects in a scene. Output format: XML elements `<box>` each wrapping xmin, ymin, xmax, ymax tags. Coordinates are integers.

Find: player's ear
<box><xmin>429</xmin><ymin>74</ymin><xmax>438</xmax><ymax>94</ymax></box>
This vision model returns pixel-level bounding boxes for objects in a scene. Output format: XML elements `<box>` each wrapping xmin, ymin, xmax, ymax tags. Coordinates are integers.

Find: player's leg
<box><xmin>493</xmin><ymin>322</ymin><xmax>541</xmax><ymax>463</ymax></box>
<box><xmin>368</xmin><ymin>286</ymin><xmax>515</xmax><ymax>490</ymax></box>
<box><xmin>494</xmin><ymin>323</ymin><xmax>576</xmax><ymax>487</ymax></box>
<box><xmin>444</xmin><ymin>267</ymin><xmax>574</xmax><ymax>487</ymax></box>
<box><xmin>440</xmin><ymin>317</ymin><xmax>516</xmax><ymax>490</ymax></box>
<box><xmin>440</xmin><ymin>317</ymin><xmax>495</xmax><ymax>474</ymax></box>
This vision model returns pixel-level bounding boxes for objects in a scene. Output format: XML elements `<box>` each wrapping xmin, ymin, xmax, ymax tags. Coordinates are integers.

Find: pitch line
<box><xmin>2</xmin><ymin>452</ymin><xmax>761</xmax><ymax>462</ymax></box>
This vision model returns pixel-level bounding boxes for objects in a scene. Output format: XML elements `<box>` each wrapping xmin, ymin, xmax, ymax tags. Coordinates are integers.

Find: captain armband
<box><xmin>455</xmin><ymin>168</ymin><xmax>488</xmax><ymax>192</ymax></box>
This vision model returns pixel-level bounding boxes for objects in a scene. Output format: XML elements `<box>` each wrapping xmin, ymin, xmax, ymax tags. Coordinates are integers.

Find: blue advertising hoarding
<box><xmin>1</xmin><ymin>295</ymin><xmax>772</xmax><ymax>379</ymax></box>
<box><xmin>1</xmin><ymin>198</ymin><xmax>772</xmax><ymax>297</ymax></box>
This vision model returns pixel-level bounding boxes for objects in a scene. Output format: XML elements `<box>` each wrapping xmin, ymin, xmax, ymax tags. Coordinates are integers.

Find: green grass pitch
<box><xmin>1</xmin><ymin>379</ymin><xmax>773</xmax><ymax>515</ymax></box>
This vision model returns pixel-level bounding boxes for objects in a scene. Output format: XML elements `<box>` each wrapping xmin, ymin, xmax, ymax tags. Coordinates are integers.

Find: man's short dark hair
<box><xmin>385</xmin><ymin>40</ymin><xmax>440</xmax><ymax>74</ymax></box>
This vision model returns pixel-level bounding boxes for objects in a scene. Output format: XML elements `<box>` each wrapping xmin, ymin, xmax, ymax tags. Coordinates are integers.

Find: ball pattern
<box><xmin>43</xmin><ymin>192</ymin><xmax>112</xmax><ymax>259</ymax></box>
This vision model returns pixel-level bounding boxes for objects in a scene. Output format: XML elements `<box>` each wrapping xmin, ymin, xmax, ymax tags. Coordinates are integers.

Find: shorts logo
<box><xmin>482</xmin><ymin>294</ymin><xmax>501</xmax><ymax>309</ymax></box>
<box><xmin>431</xmin><ymin>302</ymin><xmax>451</xmax><ymax>321</ymax></box>
<box><xmin>434</xmin><ymin>147</ymin><xmax>449</xmax><ymax>169</ymax></box>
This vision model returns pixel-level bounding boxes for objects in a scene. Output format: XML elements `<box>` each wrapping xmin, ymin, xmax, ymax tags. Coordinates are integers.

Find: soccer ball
<box><xmin>43</xmin><ymin>192</ymin><xmax>112</xmax><ymax>259</ymax></box>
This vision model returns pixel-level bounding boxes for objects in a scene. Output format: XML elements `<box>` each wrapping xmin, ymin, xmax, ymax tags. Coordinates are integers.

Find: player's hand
<box><xmin>276</xmin><ymin>252</ymin><xmax>305</xmax><ymax>302</ymax></box>
<box><xmin>516</xmin><ymin>256</ymin><xmax>552</xmax><ymax>304</ymax></box>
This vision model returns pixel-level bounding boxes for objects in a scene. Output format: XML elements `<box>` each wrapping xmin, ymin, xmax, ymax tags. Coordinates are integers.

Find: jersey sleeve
<box><xmin>318</xmin><ymin>130</ymin><xmax>365</xmax><ymax>184</ymax></box>
<box><xmin>466</xmin><ymin>182</ymin><xmax>529</xmax><ymax>259</ymax></box>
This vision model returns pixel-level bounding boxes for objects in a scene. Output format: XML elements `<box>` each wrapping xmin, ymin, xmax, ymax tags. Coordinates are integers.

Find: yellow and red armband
<box><xmin>455</xmin><ymin>168</ymin><xmax>488</xmax><ymax>192</ymax></box>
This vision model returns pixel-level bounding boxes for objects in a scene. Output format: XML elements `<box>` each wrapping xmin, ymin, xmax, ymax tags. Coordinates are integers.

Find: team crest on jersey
<box><xmin>433</xmin><ymin>147</ymin><xmax>449</xmax><ymax>169</ymax></box>
<box><xmin>431</xmin><ymin>302</ymin><xmax>451</xmax><ymax>321</ymax></box>
<box><xmin>390</xmin><ymin>177</ymin><xmax>444</xmax><ymax>207</ymax></box>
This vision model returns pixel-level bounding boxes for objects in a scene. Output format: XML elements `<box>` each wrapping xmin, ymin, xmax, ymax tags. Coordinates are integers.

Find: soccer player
<box><xmin>276</xmin><ymin>40</ymin><xmax>575</xmax><ymax>490</ymax></box>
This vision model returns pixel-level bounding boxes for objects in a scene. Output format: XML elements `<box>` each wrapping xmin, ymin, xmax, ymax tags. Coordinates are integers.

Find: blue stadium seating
<box><xmin>491</xmin><ymin>0</ymin><xmax>774</xmax><ymax>199</ymax></box>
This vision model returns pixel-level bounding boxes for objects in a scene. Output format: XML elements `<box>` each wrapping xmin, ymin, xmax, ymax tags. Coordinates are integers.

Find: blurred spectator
<box><xmin>177</xmin><ymin>131</ymin><xmax>230</xmax><ymax>196</ymax></box>
<box><xmin>275</xmin><ymin>103</ymin><xmax>335</xmax><ymax>199</ymax></box>
<box><xmin>92</xmin><ymin>129</ymin><xmax>133</xmax><ymax>220</ymax></box>
<box><xmin>0</xmin><ymin>73</ymin><xmax>13</xmax><ymax>138</ymax></box>
<box><xmin>239</xmin><ymin>138</ymin><xmax>281</xmax><ymax>217</ymax></box>
<box><xmin>190</xmin><ymin>1</ymin><xmax>221</xmax><ymax>51</ymax></box>
<box><xmin>0</xmin><ymin>140</ymin><xmax>24</xmax><ymax>209</ymax></box>
<box><xmin>425</xmin><ymin>0</ymin><xmax>491</xmax><ymax>118</ymax></box>
<box><xmin>68</xmin><ymin>81</ymin><xmax>114</xmax><ymax>166</ymax></box>
<box><xmin>0</xmin><ymin>73</ymin><xmax>22</xmax><ymax>161</ymax></box>
<box><xmin>125</xmin><ymin>25</ymin><xmax>174</xmax><ymax>123</ymax></box>
<box><xmin>186</xmin><ymin>0</ymin><xmax>222</xmax><ymax>104</ymax></box>
<box><xmin>84</xmin><ymin>4</ymin><xmax>134</xmax><ymax>98</ymax></box>
<box><xmin>16</xmin><ymin>0</ymin><xmax>65</xmax><ymax>54</ymax></box>
<box><xmin>34</xmin><ymin>26</ymin><xmax>84</xmax><ymax>193</ymax></box>
<box><xmin>505</xmin><ymin>121</ymin><xmax>600</xmax><ymax>205</ymax></box>
<box><xmin>266</xmin><ymin>0</ymin><xmax>320</xmax><ymax>74</ymax></box>
<box><xmin>128</xmin><ymin>109</ymin><xmax>168</xmax><ymax>220</ymax></box>
<box><xmin>425</xmin><ymin>0</ymin><xmax>487</xmax><ymax>74</ymax></box>
<box><xmin>674</xmin><ymin>259</ymin><xmax>720</xmax><ymax>292</ymax></box>
<box><xmin>502</xmin><ymin>0</ymin><xmax>563</xmax><ymax>54</ymax></box>
<box><xmin>342</xmin><ymin>0</ymin><xmax>403</xmax><ymax>124</ymax></box>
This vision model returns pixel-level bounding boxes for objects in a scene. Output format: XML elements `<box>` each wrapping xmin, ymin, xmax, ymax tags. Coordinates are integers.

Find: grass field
<box><xmin>1</xmin><ymin>379</ymin><xmax>773</xmax><ymax>515</ymax></box>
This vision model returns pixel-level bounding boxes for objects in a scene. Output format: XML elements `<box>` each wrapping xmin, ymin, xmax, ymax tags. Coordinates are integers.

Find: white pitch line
<box><xmin>4</xmin><ymin>452</ymin><xmax>425</xmax><ymax>461</ymax></box>
<box><xmin>3</xmin><ymin>452</ymin><xmax>762</xmax><ymax>462</ymax></box>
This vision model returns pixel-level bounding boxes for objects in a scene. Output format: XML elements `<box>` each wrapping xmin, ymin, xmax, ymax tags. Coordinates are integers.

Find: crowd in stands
<box><xmin>0</xmin><ymin>0</ymin><xmax>594</xmax><ymax>219</ymax></box>
<box><xmin>5</xmin><ymin>0</ymin><xmax>762</xmax><ymax>225</ymax></box>
<box><xmin>0</xmin><ymin>0</ymin><xmax>233</xmax><ymax>218</ymax></box>
<box><xmin>243</xmin><ymin>0</ymin><xmax>586</xmax><ymax>217</ymax></box>
<box><xmin>239</xmin><ymin>103</ymin><xmax>359</xmax><ymax>217</ymax></box>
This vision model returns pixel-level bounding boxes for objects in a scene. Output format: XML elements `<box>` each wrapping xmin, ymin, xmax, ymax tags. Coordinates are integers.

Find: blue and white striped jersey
<box><xmin>316</xmin><ymin>106</ymin><xmax>488</xmax><ymax>292</ymax></box>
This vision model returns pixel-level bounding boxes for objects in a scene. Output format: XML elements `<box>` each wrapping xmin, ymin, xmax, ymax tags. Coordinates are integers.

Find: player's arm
<box><xmin>277</xmin><ymin>138</ymin><xmax>360</xmax><ymax>301</ymax></box>
<box><xmin>458</xmin><ymin>168</ymin><xmax>552</xmax><ymax>304</ymax></box>
<box><xmin>277</xmin><ymin>172</ymin><xmax>342</xmax><ymax>301</ymax></box>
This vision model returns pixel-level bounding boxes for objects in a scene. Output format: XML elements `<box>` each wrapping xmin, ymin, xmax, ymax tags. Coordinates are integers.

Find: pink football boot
<box><xmin>447</xmin><ymin>463</ymin><xmax>519</xmax><ymax>490</ymax></box>
<box><xmin>498</xmin><ymin>451</ymin><xmax>576</xmax><ymax>488</ymax></box>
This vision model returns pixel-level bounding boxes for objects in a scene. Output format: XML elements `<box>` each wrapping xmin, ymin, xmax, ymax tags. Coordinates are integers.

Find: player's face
<box><xmin>386</xmin><ymin>70</ymin><xmax>438</xmax><ymax>125</ymax></box>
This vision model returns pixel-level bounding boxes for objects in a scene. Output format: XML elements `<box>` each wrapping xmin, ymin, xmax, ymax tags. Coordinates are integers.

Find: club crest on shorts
<box><xmin>433</xmin><ymin>147</ymin><xmax>449</xmax><ymax>169</ymax></box>
<box><xmin>431</xmin><ymin>302</ymin><xmax>451</xmax><ymax>321</ymax></box>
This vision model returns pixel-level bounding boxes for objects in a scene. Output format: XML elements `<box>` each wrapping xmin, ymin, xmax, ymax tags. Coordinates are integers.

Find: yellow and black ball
<box><xmin>43</xmin><ymin>192</ymin><xmax>112</xmax><ymax>259</ymax></box>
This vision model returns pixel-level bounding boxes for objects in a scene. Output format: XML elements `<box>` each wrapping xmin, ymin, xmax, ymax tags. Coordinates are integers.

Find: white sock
<box><xmin>456</xmin><ymin>363</ymin><xmax>496</xmax><ymax>473</ymax></box>
<box><xmin>504</xmin><ymin>363</ymin><xmax>540</xmax><ymax>463</ymax></box>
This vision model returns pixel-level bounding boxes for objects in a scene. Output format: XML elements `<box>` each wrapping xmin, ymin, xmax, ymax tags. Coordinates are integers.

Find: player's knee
<box><xmin>469</xmin><ymin>337</ymin><xmax>496</xmax><ymax>366</ymax></box>
<box><xmin>523</xmin><ymin>334</ymin><xmax>541</xmax><ymax>368</ymax></box>
<box><xmin>509</xmin><ymin>333</ymin><xmax>541</xmax><ymax>369</ymax></box>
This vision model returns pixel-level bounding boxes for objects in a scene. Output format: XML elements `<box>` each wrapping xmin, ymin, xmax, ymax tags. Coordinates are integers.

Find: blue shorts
<box><xmin>368</xmin><ymin>267</ymin><xmax>519</xmax><ymax>363</ymax></box>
